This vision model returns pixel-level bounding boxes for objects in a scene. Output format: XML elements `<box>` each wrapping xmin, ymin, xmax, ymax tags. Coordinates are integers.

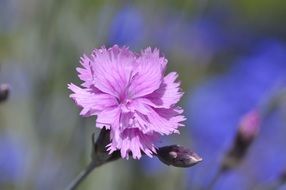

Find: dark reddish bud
<box><xmin>157</xmin><ymin>145</ymin><xmax>202</xmax><ymax>168</ymax></box>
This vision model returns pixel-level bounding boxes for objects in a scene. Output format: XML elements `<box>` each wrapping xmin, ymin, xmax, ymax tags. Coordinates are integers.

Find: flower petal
<box><xmin>96</xmin><ymin>107</ymin><xmax>121</xmax><ymax>129</ymax></box>
<box><xmin>145</xmin><ymin>106</ymin><xmax>186</xmax><ymax>135</ymax></box>
<box><xmin>90</xmin><ymin>45</ymin><xmax>136</xmax><ymax>98</ymax></box>
<box><xmin>128</xmin><ymin>48</ymin><xmax>166</xmax><ymax>98</ymax></box>
<box><xmin>76</xmin><ymin>54</ymin><xmax>94</xmax><ymax>88</ymax></box>
<box><xmin>144</xmin><ymin>72</ymin><xmax>183</xmax><ymax>108</ymax></box>
<box><xmin>107</xmin><ymin>128</ymin><xmax>158</xmax><ymax>159</ymax></box>
<box><xmin>68</xmin><ymin>83</ymin><xmax>118</xmax><ymax>116</ymax></box>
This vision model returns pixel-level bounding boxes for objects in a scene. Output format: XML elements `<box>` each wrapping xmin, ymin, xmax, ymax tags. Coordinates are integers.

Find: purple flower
<box><xmin>68</xmin><ymin>45</ymin><xmax>185</xmax><ymax>159</ymax></box>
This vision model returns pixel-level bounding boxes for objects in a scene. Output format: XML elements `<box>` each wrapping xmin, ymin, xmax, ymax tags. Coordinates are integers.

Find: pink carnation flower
<box><xmin>68</xmin><ymin>45</ymin><xmax>185</xmax><ymax>159</ymax></box>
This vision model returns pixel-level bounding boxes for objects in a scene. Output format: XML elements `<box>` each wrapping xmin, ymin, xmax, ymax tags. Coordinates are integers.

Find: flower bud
<box><xmin>238</xmin><ymin>110</ymin><xmax>260</xmax><ymax>142</ymax></box>
<box><xmin>0</xmin><ymin>84</ymin><xmax>10</xmax><ymax>103</ymax></box>
<box><xmin>221</xmin><ymin>110</ymin><xmax>261</xmax><ymax>171</ymax></box>
<box><xmin>157</xmin><ymin>145</ymin><xmax>202</xmax><ymax>168</ymax></box>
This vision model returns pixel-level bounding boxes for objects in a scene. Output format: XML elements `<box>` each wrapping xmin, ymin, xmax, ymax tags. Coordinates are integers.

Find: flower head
<box><xmin>68</xmin><ymin>45</ymin><xmax>185</xmax><ymax>159</ymax></box>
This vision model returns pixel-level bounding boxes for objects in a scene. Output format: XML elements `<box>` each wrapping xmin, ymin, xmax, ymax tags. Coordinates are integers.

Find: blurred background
<box><xmin>1</xmin><ymin>0</ymin><xmax>286</xmax><ymax>189</ymax></box>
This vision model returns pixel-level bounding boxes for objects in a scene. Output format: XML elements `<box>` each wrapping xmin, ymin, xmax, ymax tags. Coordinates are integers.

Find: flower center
<box><xmin>119</xmin><ymin>98</ymin><xmax>132</xmax><ymax>113</ymax></box>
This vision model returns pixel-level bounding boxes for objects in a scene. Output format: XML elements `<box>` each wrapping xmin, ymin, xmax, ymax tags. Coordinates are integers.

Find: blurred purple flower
<box><xmin>186</xmin><ymin>40</ymin><xmax>286</xmax><ymax>188</ymax></box>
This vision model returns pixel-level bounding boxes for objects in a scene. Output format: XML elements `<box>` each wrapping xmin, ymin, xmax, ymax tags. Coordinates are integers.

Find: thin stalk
<box><xmin>65</xmin><ymin>129</ymin><xmax>121</xmax><ymax>190</ymax></box>
<box><xmin>65</xmin><ymin>161</ymin><xmax>99</xmax><ymax>190</ymax></box>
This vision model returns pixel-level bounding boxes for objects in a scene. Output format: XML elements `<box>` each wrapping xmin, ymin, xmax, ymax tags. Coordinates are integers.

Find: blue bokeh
<box><xmin>0</xmin><ymin>134</ymin><xmax>25</xmax><ymax>183</ymax></box>
<box><xmin>187</xmin><ymin>40</ymin><xmax>286</xmax><ymax>188</ymax></box>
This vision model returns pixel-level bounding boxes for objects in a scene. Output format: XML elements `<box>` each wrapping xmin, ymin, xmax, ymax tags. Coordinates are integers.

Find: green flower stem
<box><xmin>66</xmin><ymin>129</ymin><xmax>120</xmax><ymax>190</ymax></box>
<box><xmin>66</xmin><ymin>160</ymin><xmax>99</xmax><ymax>190</ymax></box>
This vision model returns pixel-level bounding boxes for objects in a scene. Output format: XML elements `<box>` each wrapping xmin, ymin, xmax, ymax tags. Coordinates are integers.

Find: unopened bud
<box><xmin>238</xmin><ymin>110</ymin><xmax>260</xmax><ymax>141</ymax></box>
<box><xmin>157</xmin><ymin>145</ymin><xmax>202</xmax><ymax>168</ymax></box>
<box><xmin>0</xmin><ymin>84</ymin><xmax>10</xmax><ymax>102</ymax></box>
<box><xmin>221</xmin><ymin>110</ymin><xmax>261</xmax><ymax>171</ymax></box>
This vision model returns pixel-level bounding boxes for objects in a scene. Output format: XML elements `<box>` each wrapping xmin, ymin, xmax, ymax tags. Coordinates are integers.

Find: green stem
<box><xmin>65</xmin><ymin>130</ymin><xmax>121</xmax><ymax>190</ymax></box>
<box><xmin>65</xmin><ymin>161</ymin><xmax>99</xmax><ymax>190</ymax></box>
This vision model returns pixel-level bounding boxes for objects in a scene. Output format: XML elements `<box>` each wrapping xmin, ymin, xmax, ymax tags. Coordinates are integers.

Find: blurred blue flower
<box><xmin>186</xmin><ymin>40</ymin><xmax>286</xmax><ymax>188</ymax></box>
<box><xmin>212</xmin><ymin>170</ymin><xmax>249</xmax><ymax>190</ymax></box>
<box><xmin>108</xmin><ymin>6</ymin><xmax>144</xmax><ymax>47</ymax></box>
<box><xmin>179</xmin><ymin>17</ymin><xmax>228</xmax><ymax>60</ymax></box>
<box><xmin>138</xmin><ymin>136</ymin><xmax>173</xmax><ymax>175</ymax></box>
<box><xmin>279</xmin><ymin>184</ymin><xmax>286</xmax><ymax>190</ymax></box>
<box><xmin>35</xmin><ymin>150</ymin><xmax>62</xmax><ymax>190</ymax></box>
<box><xmin>209</xmin><ymin>109</ymin><xmax>286</xmax><ymax>190</ymax></box>
<box><xmin>139</xmin><ymin>156</ymin><xmax>166</xmax><ymax>176</ymax></box>
<box><xmin>0</xmin><ymin>134</ymin><xmax>25</xmax><ymax>183</ymax></box>
<box><xmin>0</xmin><ymin>0</ymin><xmax>19</xmax><ymax>33</ymax></box>
<box><xmin>152</xmin><ymin>15</ymin><xmax>228</xmax><ymax>62</ymax></box>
